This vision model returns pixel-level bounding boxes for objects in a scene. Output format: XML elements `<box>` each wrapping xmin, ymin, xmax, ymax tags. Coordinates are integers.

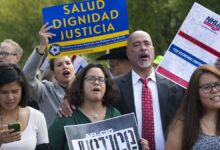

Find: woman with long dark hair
<box><xmin>166</xmin><ymin>65</ymin><xmax>220</xmax><ymax>150</ymax></box>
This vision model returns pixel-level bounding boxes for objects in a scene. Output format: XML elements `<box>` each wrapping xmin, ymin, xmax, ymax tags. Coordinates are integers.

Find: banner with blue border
<box><xmin>42</xmin><ymin>0</ymin><xmax>129</xmax><ymax>58</ymax></box>
<box><xmin>169</xmin><ymin>44</ymin><xmax>206</xmax><ymax>67</ymax></box>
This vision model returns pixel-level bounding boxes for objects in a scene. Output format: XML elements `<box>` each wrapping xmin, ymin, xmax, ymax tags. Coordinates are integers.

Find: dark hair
<box><xmin>49</xmin><ymin>56</ymin><xmax>72</xmax><ymax>71</ymax></box>
<box><xmin>65</xmin><ymin>63</ymin><xmax>119</xmax><ymax>107</ymax></box>
<box><xmin>49</xmin><ymin>59</ymin><xmax>55</xmax><ymax>71</ymax></box>
<box><xmin>170</xmin><ymin>65</ymin><xmax>220</xmax><ymax>149</ymax></box>
<box><xmin>0</xmin><ymin>63</ymin><xmax>29</xmax><ymax>107</ymax></box>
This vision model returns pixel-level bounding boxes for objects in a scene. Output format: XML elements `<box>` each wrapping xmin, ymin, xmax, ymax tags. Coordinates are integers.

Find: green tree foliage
<box><xmin>126</xmin><ymin>0</ymin><xmax>220</xmax><ymax>55</ymax></box>
<box><xmin>0</xmin><ymin>0</ymin><xmax>71</xmax><ymax>65</ymax></box>
<box><xmin>0</xmin><ymin>0</ymin><xmax>219</xmax><ymax>66</ymax></box>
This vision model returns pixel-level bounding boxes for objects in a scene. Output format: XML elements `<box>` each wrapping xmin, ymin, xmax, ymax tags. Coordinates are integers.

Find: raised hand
<box><xmin>38</xmin><ymin>22</ymin><xmax>56</xmax><ymax>54</ymax></box>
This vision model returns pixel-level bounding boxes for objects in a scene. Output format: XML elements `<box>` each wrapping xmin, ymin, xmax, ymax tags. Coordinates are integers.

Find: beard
<box><xmin>138</xmin><ymin>60</ymin><xmax>152</xmax><ymax>68</ymax></box>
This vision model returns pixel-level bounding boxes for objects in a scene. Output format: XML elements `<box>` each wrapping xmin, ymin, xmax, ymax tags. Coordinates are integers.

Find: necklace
<box><xmin>0</xmin><ymin>106</ymin><xmax>19</xmax><ymax>124</ymax></box>
<box><xmin>78</xmin><ymin>107</ymin><xmax>104</xmax><ymax>120</ymax></box>
<box><xmin>90</xmin><ymin>113</ymin><xmax>99</xmax><ymax>120</ymax></box>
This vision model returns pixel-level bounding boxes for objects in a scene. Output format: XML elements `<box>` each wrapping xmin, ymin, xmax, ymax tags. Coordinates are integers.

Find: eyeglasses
<box><xmin>84</xmin><ymin>76</ymin><xmax>106</xmax><ymax>84</ymax></box>
<box><xmin>0</xmin><ymin>51</ymin><xmax>17</xmax><ymax>57</ymax></box>
<box><xmin>199</xmin><ymin>81</ymin><xmax>220</xmax><ymax>94</ymax></box>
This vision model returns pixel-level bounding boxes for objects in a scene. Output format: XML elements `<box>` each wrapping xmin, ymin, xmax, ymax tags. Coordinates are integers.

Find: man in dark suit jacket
<box><xmin>114</xmin><ymin>71</ymin><xmax>184</xmax><ymax>138</ymax></box>
<box><xmin>114</xmin><ymin>30</ymin><xmax>184</xmax><ymax>150</ymax></box>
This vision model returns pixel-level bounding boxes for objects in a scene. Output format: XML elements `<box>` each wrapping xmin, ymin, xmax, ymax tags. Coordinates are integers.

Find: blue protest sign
<box><xmin>42</xmin><ymin>0</ymin><xmax>129</xmax><ymax>58</ymax></box>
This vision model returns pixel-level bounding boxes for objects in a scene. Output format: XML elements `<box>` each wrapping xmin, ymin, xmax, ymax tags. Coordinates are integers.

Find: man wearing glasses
<box><xmin>0</xmin><ymin>39</ymin><xmax>23</xmax><ymax>64</ymax></box>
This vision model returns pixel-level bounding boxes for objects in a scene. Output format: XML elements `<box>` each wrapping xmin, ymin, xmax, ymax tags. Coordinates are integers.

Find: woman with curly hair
<box><xmin>49</xmin><ymin>63</ymin><xmax>121</xmax><ymax>150</ymax></box>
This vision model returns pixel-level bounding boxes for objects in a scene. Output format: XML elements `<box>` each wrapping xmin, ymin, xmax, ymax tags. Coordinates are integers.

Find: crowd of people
<box><xmin>0</xmin><ymin>22</ymin><xmax>220</xmax><ymax>150</ymax></box>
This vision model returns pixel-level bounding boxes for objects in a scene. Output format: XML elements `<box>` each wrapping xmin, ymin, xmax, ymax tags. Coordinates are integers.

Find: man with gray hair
<box><xmin>0</xmin><ymin>39</ymin><xmax>23</xmax><ymax>64</ymax></box>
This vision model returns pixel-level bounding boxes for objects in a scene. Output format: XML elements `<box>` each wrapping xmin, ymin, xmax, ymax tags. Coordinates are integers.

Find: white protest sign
<box><xmin>156</xmin><ymin>2</ymin><xmax>220</xmax><ymax>88</ymax></box>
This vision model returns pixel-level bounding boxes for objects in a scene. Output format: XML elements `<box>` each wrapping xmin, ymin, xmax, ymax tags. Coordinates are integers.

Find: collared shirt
<box><xmin>132</xmin><ymin>69</ymin><xmax>165</xmax><ymax>150</ymax></box>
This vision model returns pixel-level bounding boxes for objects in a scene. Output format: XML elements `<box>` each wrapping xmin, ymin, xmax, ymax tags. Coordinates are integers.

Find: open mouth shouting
<box><xmin>92</xmin><ymin>87</ymin><xmax>101</xmax><ymax>93</ymax></box>
<box><xmin>139</xmin><ymin>53</ymin><xmax>150</xmax><ymax>61</ymax></box>
<box><xmin>63</xmin><ymin>70</ymin><xmax>71</xmax><ymax>78</ymax></box>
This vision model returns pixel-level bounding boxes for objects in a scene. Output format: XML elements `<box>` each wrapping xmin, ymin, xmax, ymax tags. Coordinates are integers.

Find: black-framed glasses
<box><xmin>0</xmin><ymin>51</ymin><xmax>17</xmax><ymax>57</ymax></box>
<box><xmin>84</xmin><ymin>76</ymin><xmax>106</xmax><ymax>84</ymax></box>
<box><xmin>199</xmin><ymin>81</ymin><xmax>220</xmax><ymax>94</ymax></box>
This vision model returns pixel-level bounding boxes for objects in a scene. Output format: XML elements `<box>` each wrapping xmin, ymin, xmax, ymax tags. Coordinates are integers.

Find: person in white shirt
<box><xmin>0</xmin><ymin>63</ymin><xmax>49</xmax><ymax>150</ymax></box>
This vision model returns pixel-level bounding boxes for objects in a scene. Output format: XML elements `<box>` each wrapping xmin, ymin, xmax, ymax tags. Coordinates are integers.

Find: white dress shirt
<box><xmin>132</xmin><ymin>69</ymin><xmax>165</xmax><ymax>150</ymax></box>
